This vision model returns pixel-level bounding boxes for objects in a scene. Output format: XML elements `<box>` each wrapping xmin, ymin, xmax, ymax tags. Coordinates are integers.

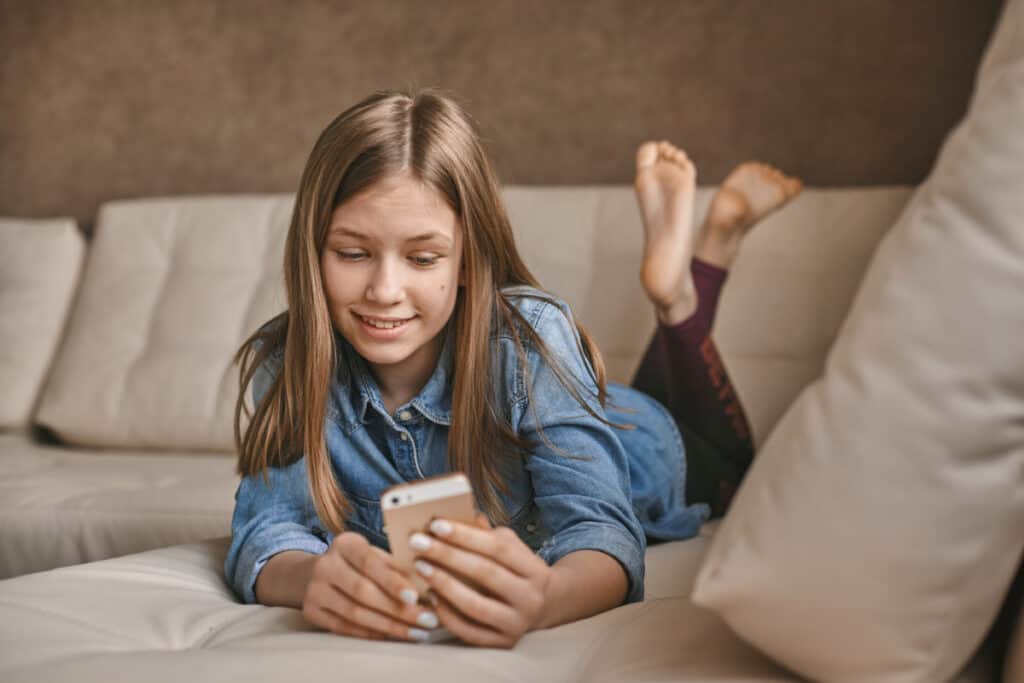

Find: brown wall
<box><xmin>0</xmin><ymin>0</ymin><xmax>1003</xmax><ymax>232</ymax></box>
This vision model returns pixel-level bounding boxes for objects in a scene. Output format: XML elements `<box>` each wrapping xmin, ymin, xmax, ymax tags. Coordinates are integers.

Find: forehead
<box><xmin>328</xmin><ymin>175</ymin><xmax>459</xmax><ymax>242</ymax></box>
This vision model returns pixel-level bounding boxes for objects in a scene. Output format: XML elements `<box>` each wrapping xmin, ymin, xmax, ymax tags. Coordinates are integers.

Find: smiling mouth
<box><xmin>356</xmin><ymin>313</ymin><xmax>414</xmax><ymax>330</ymax></box>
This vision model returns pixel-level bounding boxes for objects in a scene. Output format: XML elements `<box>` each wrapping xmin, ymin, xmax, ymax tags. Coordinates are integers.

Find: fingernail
<box><xmin>409</xmin><ymin>533</ymin><xmax>432</xmax><ymax>551</ymax></box>
<box><xmin>408</xmin><ymin>627</ymin><xmax>431</xmax><ymax>642</ymax></box>
<box><xmin>417</xmin><ymin>611</ymin><xmax>439</xmax><ymax>629</ymax></box>
<box><xmin>414</xmin><ymin>559</ymin><xmax>434</xmax><ymax>577</ymax></box>
<box><xmin>429</xmin><ymin>518</ymin><xmax>452</xmax><ymax>536</ymax></box>
<box><xmin>399</xmin><ymin>588</ymin><xmax>418</xmax><ymax>605</ymax></box>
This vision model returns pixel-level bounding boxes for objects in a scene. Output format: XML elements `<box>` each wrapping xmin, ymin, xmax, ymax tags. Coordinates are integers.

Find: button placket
<box><xmin>392</xmin><ymin>420</ymin><xmax>425</xmax><ymax>480</ymax></box>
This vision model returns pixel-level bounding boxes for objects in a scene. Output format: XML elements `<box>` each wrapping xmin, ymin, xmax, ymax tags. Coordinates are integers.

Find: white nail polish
<box><xmin>417</xmin><ymin>611</ymin><xmax>439</xmax><ymax>629</ymax></box>
<box><xmin>400</xmin><ymin>588</ymin><xmax>418</xmax><ymax>605</ymax></box>
<box><xmin>428</xmin><ymin>520</ymin><xmax>452</xmax><ymax>536</ymax></box>
<box><xmin>409</xmin><ymin>533</ymin><xmax>432</xmax><ymax>551</ymax></box>
<box><xmin>409</xmin><ymin>627</ymin><xmax>431</xmax><ymax>642</ymax></box>
<box><xmin>414</xmin><ymin>559</ymin><xmax>434</xmax><ymax>577</ymax></box>
<box><xmin>429</xmin><ymin>518</ymin><xmax>452</xmax><ymax>536</ymax></box>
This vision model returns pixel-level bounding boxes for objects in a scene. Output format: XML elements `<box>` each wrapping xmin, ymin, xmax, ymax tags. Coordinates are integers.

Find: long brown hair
<box><xmin>233</xmin><ymin>89</ymin><xmax>613</xmax><ymax>533</ymax></box>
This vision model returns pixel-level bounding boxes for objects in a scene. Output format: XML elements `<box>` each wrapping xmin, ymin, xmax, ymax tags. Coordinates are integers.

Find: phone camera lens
<box><xmin>391</xmin><ymin>496</ymin><xmax>400</xmax><ymax>505</ymax></box>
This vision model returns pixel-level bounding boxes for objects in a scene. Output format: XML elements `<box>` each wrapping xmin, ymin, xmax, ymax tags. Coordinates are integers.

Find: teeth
<box><xmin>361</xmin><ymin>316</ymin><xmax>407</xmax><ymax>329</ymax></box>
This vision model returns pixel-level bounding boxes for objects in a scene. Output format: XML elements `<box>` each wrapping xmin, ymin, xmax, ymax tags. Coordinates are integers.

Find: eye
<box><xmin>410</xmin><ymin>255</ymin><xmax>440</xmax><ymax>267</ymax></box>
<box><xmin>334</xmin><ymin>250</ymin><xmax>366</xmax><ymax>261</ymax></box>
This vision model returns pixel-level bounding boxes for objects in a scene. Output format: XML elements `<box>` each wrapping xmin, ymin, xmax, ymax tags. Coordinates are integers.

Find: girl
<box><xmin>225</xmin><ymin>89</ymin><xmax>801</xmax><ymax>648</ymax></box>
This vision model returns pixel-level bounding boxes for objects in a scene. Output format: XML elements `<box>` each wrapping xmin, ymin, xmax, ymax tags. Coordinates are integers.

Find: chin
<box><xmin>357</xmin><ymin>346</ymin><xmax>414</xmax><ymax>367</ymax></box>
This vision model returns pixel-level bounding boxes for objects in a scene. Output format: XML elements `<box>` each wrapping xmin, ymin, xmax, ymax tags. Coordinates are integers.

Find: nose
<box><xmin>365</xmin><ymin>256</ymin><xmax>404</xmax><ymax>305</ymax></box>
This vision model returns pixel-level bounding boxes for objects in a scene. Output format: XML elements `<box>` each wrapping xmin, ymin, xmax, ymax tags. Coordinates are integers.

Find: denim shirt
<box><xmin>226</xmin><ymin>286</ymin><xmax>709</xmax><ymax>606</ymax></box>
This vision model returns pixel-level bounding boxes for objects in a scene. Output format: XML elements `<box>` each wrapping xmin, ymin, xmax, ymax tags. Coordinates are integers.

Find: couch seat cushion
<box><xmin>0</xmin><ymin>521</ymin><xmax>795</xmax><ymax>682</ymax></box>
<box><xmin>0</xmin><ymin>519</ymin><xmax>998</xmax><ymax>682</ymax></box>
<box><xmin>0</xmin><ymin>434</ymin><xmax>236</xmax><ymax>578</ymax></box>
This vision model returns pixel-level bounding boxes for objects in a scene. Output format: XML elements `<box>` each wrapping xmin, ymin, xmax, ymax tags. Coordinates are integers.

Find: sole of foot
<box><xmin>634</xmin><ymin>140</ymin><xmax>699</xmax><ymax>326</ymax></box>
<box><xmin>695</xmin><ymin>162</ymin><xmax>803</xmax><ymax>269</ymax></box>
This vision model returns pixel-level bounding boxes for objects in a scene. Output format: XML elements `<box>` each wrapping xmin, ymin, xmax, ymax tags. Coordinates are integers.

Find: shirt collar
<box><xmin>338</xmin><ymin>324</ymin><xmax>454</xmax><ymax>427</ymax></box>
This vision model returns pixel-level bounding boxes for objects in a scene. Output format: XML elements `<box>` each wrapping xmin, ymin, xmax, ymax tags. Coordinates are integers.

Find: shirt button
<box><xmin>526</xmin><ymin>522</ymin><xmax>537</xmax><ymax>532</ymax></box>
<box><xmin>398</xmin><ymin>410</ymin><xmax>412</xmax><ymax>421</ymax></box>
<box><xmin>399</xmin><ymin>433</ymin><xmax>409</xmax><ymax>441</ymax></box>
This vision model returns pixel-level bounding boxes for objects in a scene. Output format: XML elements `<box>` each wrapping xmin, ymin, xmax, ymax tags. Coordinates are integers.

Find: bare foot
<box><xmin>695</xmin><ymin>162</ymin><xmax>803</xmax><ymax>269</ymax></box>
<box><xmin>634</xmin><ymin>140</ymin><xmax>698</xmax><ymax>326</ymax></box>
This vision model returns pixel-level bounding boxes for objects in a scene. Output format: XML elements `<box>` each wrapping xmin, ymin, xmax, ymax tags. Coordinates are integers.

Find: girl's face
<box><xmin>321</xmin><ymin>174</ymin><xmax>463</xmax><ymax>391</ymax></box>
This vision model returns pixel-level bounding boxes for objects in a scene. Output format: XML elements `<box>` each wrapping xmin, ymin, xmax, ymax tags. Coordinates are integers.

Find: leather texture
<box><xmin>0</xmin><ymin>520</ymin><xmax>998</xmax><ymax>682</ymax></box>
<box><xmin>0</xmin><ymin>217</ymin><xmax>83</xmax><ymax>430</ymax></box>
<box><xmin>0</xmin><ymin>433</ymin><xmax>235</xmax><ymax>579</ymax></box>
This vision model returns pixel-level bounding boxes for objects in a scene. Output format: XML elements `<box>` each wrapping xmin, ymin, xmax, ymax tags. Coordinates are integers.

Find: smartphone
<box><xmin>380</xmin><ymin>473</ymin><xmax>478</xmax><ymax>596</ymax></box>
<box><xmin>381</xmin><ymin>473</ymin><xmax>478</xmax><ymax>644</ymax></box>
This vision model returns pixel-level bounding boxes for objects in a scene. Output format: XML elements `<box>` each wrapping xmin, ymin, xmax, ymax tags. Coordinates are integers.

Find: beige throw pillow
<box><xmin>691</xmin><ymin>7</ymin><xmax>1024</xmax><ymax>682</ymax></box>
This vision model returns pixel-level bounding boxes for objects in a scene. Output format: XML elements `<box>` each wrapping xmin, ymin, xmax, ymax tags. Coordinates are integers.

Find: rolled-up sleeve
<box><xmin>515</xmin><ymin>302</ymin><xmax>647</xmax><ymax>603</ymax></box>
<box><xmin>224</xmin><ymin>350</ymin><xmax>328</xmax><ymax>604</ymax></box>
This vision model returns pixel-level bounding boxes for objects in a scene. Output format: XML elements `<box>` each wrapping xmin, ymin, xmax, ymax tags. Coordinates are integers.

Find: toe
<box><xmin>636</xmin><ymin>142</ymin><xmax>658</xmax><ymax>170</ymax></box>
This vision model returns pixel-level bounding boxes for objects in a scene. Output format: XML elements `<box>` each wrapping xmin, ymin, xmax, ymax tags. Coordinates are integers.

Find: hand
<box><xmin>301</xmin><ymin>531</ymin><xmax>441</xmax><ymax>642</ymax></box>
<box><xmin>409</xmin><ymin>514</ymin><xmax>553</xmax><ymax>648</ymax></box>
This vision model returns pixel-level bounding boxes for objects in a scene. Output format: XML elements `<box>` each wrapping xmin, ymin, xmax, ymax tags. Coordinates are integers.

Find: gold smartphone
<box><xmin>381</xmin><ymin>473</ymin><xmax>478</xmax><ymax>596</ymax></box>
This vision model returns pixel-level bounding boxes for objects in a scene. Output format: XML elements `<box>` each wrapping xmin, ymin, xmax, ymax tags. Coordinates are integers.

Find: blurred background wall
<box><xmin>0</xmin><ymin>0</ymin><xmax>1003</xmax><ymax>232</ymax></box>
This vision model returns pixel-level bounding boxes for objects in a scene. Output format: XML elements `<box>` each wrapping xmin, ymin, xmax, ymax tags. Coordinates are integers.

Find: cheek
<box><xmin>321</xmin><ymin>260</ymin><xmax>355</xmax><ymax>303</ymax></box>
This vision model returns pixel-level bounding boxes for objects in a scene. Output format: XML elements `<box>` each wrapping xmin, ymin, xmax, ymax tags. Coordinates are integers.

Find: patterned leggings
<box><xmin>630</xmin><ymin>259</ymin><xmax>754</xmax><ymax>517</ymax></box>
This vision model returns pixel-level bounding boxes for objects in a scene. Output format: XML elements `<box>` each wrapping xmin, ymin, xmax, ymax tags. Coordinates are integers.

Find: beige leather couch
<box><xmin>0</xmin><ymin>187</ymin><xmax>907</xmax><ymax>580</ymax></box>
<box><xmin>2</xmin><ymin>1</ymin><xmax>1022</xmax><ymax>676</ymax></box>
<box><xmin>0</xmin><ymin>185</ymin><xmax>1009</xmax><ymax>682</ymax></box>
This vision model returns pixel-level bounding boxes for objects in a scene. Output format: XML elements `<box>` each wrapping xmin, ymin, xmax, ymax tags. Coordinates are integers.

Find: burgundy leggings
<box><xmin>630</xmin><ymin>259</ymin><xmax>754</xmax><ymax>517</ymax></box>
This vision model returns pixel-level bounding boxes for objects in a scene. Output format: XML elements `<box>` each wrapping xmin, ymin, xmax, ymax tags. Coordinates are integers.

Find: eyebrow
<box><xmin>328</xmin><ymin>226</ymin><xmax>452</xmax><ymax>246</ymax></box>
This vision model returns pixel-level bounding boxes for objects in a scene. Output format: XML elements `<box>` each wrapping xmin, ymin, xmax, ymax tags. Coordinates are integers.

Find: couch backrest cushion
<box><xmin>691</xmin><ymin>0</ymin><xmax>1024</xmax><ymax>680</ymax></box>
<box><xmin>35</xmin><ymin>197</ymin><xmax>292</xmax><ymax>450</ymax></box>
<box><xmin>0</xmin><ymin>218</ymin><xmax>84</xmax><ymax>431</ymax></box>
<box><xmin>505</xmin><ymin>185</ymin><xmax>911</xmax><ymax>445</ymax></box>
<box><xmin>34</xmin><ymin>187</ymin><xmax>910</xmax><ymax>451</ymax></box>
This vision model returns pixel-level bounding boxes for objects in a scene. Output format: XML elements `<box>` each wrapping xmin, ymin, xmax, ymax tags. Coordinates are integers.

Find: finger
<box><xmin>411</xmin><ymin>532</ymin><xmax>527</xmax><ymax>604</ymax></box>
<box><xmin>425</xmin><ymin>520</ymin><xmax>546</xmax><ymax>578</ymax></box>
<box><xmin>304</xmin><ymin>604</ymin><xmax>384</xmax><ymax>640</ymax></box>
<box><xmin>323</xmin><ymin>587</ymin><xmax>434</xmax><ymax>643</ymax></box>
<box><xmin>325</xmin><ymin>540</ymin><xmax>434</xmax><ymax>634</ymax></box>
<box><xmin>412</xmin><ymin>556</ymin><xmax>524</xmax><ymax>636</ymax></box>
<box><xmin>473</xmin><ymin>513</ymin><xmax>492</xmax><ymax>530</ymax></box>
<box><xmin>334</xmin><ymin>535</ymin><xmax>424</xmax><ymax>615</ymax></box>
<box><xmin>432</xmin><ymin>595</ymin><xmax>515</xmax><ymax>649</ymax></box>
